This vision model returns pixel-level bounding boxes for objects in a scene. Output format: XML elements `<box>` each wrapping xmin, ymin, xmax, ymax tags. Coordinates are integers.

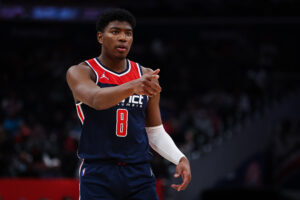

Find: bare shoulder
<box><xmin>141</xmin><ymin>66</ymin><xmax>154</xmax><ymax>75</ymax></box>
<box><xmin>66</xmin><ymin>62</ymin><xmax>95</xmax><ymax>81</ymax></box>
<box><xmin>67</xmin><ymin>62</ymin><xmax>89</xmax><ymax>74</ymax></box>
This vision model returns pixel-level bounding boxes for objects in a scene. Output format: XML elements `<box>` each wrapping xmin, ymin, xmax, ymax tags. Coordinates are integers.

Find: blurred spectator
<box><xmin>270</xmin><ymin>119</ymin><xmax>300</xmax><ymax>190</ymax></box>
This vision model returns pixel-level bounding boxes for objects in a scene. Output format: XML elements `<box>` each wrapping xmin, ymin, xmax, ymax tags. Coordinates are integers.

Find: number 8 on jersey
<box><xmin>116</xmin><ymin>109</ymin><xmax>128</xmax><ymax>137</ymax></box>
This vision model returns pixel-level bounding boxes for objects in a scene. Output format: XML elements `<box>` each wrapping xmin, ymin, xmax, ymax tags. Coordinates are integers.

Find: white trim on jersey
<box><xmin>78</xmin><ymin>159</ymin><xmax>84</xmax><ymax>177</ymax></box>
<box><xmin>85</xmin><ymin>61</ymin><xmax>99</xmax><ymax>83</ymax></box>
<box><xmin>136</xmin><ymin>63</ymin><xmax>143</xmax><ymax>78</ymax></box>
<box><xmin>78</xmin><ymin>159</ymin><xmax>84</xmax><ymax>200</ymax></box>
<box><xmin>76</xmin><ymin>102</ymin><xmax>85</xmax><ymax>125</ymax></box>
<box><xmin>94</xmin><ymin>58</ymin><xmax>132</xmax><ymax>77</ymax></box>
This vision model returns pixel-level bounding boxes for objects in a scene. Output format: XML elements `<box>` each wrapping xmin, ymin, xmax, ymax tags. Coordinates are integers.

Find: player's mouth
<box><xmin>116</xmin><ymin>45</ymin><xmax>128</xmax><ymax>53</ymax></box>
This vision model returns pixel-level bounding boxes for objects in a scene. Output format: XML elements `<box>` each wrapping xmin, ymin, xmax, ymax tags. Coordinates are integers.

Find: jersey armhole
<box><xmin>136</xmin><ymin>62</ymin><xmax>143</xmax><ymax>77</ymax></box>
<box><xmin>84</xmin><ymin>61</ymin><xmax>99</xmax><ymax>83</ymax></box>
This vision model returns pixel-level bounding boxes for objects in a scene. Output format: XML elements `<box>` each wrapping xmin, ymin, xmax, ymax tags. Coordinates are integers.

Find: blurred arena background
<box><xmin>1</xmin><ymin>0</ymin><xmax>300</xmax><ymax>199</ymax></box>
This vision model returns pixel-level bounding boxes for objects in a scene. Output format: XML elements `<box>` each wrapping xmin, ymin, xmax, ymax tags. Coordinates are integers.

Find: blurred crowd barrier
<box><xmin>0</xmin><ymin>178</ymin><xmax>164</xmax><ymax>200</ymax></box>
<box><xmin>0</xmin><ymin>179</ymin><xmax>79</xmax><ymax>200</ymax></box>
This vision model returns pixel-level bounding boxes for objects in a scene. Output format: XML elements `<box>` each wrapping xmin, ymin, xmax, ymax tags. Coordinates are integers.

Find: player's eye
<box><xmin>112</xmin><ymin>30</ymin><xmax>119</xmax><ymax>34</ymax></box>
<box><xmin>126</xmin><ymin>32</ymin><xmax>132</xmax><ymax>37</ymax></box>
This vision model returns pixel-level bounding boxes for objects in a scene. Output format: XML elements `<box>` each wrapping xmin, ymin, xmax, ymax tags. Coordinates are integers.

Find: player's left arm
<box><xmin>142</xmin><ymin>66</ymin><xmax>192</xmax><ymax>191</ymax></box>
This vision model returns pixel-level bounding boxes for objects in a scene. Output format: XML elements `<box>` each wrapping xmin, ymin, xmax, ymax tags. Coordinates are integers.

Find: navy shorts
<box><xmin>79</xmin><ymin>160</ymin><xmax>159</xmax><ymax>200</ymax></box>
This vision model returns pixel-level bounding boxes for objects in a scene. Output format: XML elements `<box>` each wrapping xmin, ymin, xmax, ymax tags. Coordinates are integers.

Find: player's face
<box><xmin>98</xmin><ymin>20</ymin><xmax>133</xmax><ymax>59</ymax></box>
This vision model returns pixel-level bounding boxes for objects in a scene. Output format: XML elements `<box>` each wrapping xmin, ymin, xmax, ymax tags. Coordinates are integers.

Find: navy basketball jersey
<box><xmin>75</xmin><ymin>58</ymin><xmax>152</xmax><ymax>163</ymax></box>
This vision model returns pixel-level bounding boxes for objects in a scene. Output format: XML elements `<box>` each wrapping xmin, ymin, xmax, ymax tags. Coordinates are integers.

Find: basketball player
<box><xmin>66</xmin><ymin>8</ymin><xmax>191</xmax><ymax>199</ymax></box>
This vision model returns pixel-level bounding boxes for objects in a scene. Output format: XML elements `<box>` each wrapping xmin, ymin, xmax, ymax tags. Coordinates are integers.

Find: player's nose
<box><xmin>118</xmin><ymin>32</ymin><xmax>129</xmax><ymax>42</ymax></box>
<box><xmin>118</xmin><ymin>33</ymin><xmax>127</xmax><ymax>42</ymax></box>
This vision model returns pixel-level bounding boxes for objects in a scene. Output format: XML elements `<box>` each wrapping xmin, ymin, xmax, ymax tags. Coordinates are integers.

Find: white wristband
<box><xmin>146</xmin><ymin>124</ymin><xmax>185</xmax><ymax>165</ymax></box>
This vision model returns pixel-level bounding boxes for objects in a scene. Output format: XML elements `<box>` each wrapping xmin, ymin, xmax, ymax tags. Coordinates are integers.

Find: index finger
<box><xmin>152</xmin><ymin>69</ymin><xmax>160</xmax><ymax>75</ymax></box>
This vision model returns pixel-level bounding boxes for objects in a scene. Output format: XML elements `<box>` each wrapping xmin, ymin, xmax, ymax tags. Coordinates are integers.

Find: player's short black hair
<box><xmin>96</xmin><ymin>8</ymin><xmax>136</xmax><ymax>32</ymax></box>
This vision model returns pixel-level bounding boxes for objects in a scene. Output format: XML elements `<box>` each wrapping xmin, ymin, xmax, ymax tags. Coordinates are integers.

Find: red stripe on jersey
<box><xmin>76</xmin><ymin>104</ymin><xmax>85</xmax><ymax>124</ymax></box>
<box><xmin>85</xmin><ymin>58</ymin><xmax>141</xmax><ymax>85</ymax></box>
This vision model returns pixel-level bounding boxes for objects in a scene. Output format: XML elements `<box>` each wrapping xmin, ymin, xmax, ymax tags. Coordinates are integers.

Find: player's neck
<box><xmin>98</xmin><ymin>54</ymin><xmax>127</xmax><ymax>73</ymax></box>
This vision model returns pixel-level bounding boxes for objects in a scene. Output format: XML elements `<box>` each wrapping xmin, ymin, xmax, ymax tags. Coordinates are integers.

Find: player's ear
<box><xmin>97</xmin><ymin>32</ymin><xmax>103</xmax><ymax>45</ymax></box>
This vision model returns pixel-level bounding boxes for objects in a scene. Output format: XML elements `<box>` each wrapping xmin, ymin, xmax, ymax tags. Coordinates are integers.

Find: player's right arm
<box><xmin>66</xmin><ymin>63</ymin><xmax>161</xmax><ymax>110</ymax></box>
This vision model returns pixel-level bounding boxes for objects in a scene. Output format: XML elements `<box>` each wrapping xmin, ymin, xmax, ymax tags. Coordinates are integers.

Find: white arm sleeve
<box><xmin>146</xmin><ymin>124</ymin><xmax>185</xmax><ymax>165</ymax></box>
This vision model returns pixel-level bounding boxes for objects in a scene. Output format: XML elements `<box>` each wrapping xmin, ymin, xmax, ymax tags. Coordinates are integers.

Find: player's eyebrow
<box><xmin>109</xmin><ymin>27</ymin><xmax>132</xmax><ymax>31</ymax></box>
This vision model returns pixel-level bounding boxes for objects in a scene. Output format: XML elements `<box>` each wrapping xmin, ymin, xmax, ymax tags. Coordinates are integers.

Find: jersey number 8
<box><xmin>116</xmin><ymin>109</ymin><xmax>128</xmax><ymax>137</ymax></box>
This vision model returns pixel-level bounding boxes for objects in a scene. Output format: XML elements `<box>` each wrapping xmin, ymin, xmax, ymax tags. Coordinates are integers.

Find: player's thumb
<box><xmin>174</xmin><ymin>168</ymin><xmax>181</xmax><ymax>178</ymax></box>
